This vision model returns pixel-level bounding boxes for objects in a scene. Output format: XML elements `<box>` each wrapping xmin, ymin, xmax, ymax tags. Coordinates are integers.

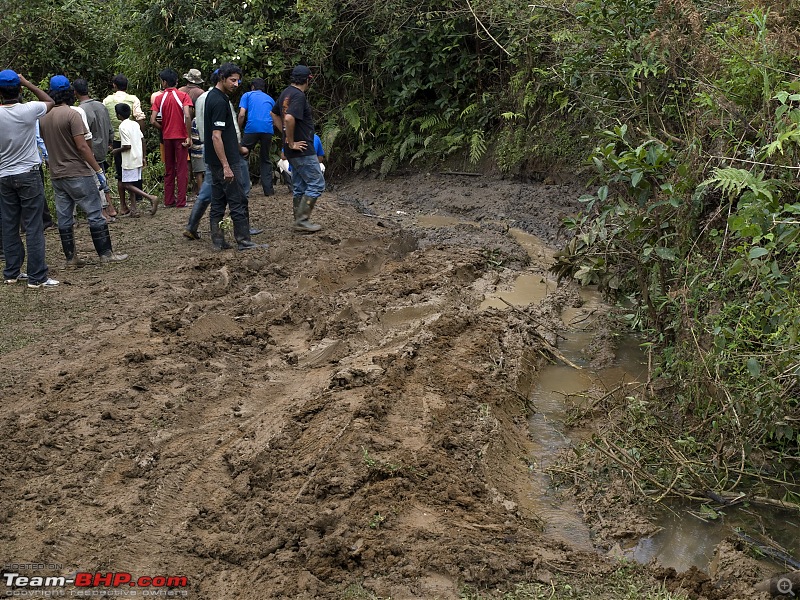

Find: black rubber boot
<box><xmin>294</xmin><ymin>195</ymin><xmax>322</xmax><ymax>233</ymax></box>
<box><xmin>234</xmin><ymin>219</ymin><xmax>268</xmax><ymax>251</ymax></box>
<box><xmin>210</xmin><ymin>218</ymin><xmax>232</xmax><ymax>250</ymax></box>
<box><xmin>292</xmin><ymin>196</ymin><xmax>302</xmax><ymax>222</ymax></box>
<box><xmin>59</xmin><ymin>227</ymin><xmax>84</xmax><ymax>268</ymax></box>
<box><xmin>184</xmin><ymin>199</ymin><xmax>208</xmax><ymax>240</ymax></box>
<box><xmin>243</xmin><ymin>203</ymin><xmax>262</xmax><ymax>236</ymax></box>
<box><xmin>89</xmin><ymin>223</ymin><xmax>128</xmax><ymax>263</ymax></box>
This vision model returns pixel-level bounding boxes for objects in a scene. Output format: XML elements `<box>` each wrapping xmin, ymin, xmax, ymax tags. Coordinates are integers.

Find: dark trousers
<box><xmin>0</xmin><ymin>169</ymin><xmax>49</xmax><ymax>283</ymax></box>
<box><xmin>242</xmin><ymin>132</ymin><xmax>274</xmax><ymax>195</ymax></box>
<box><xmin>208</xmin><ymin>164</ymin><xmax>248</xmax><ymax>230</ymax></box>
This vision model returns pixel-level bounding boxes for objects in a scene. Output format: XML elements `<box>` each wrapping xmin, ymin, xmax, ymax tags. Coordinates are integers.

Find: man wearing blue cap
<box><xmin>40</xmin><ymin>75</ymin><xmax>128</xmax><ymax>265</ymax></box>
<box><xmin>0</xmin><ymin>69</ymin><xmax>59</xmax><ymax>288</ymax></box>
<box><xmin>271</xmin><ymin>65</ymin><xmax>324</xmax><ymax>233</ymax></box>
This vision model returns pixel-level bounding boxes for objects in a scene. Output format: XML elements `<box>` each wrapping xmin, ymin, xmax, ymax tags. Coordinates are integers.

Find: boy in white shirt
<box><xmin>111</xmin><ymin>103</ymin><xmax>160</xmax><ymax>216</ymax></box>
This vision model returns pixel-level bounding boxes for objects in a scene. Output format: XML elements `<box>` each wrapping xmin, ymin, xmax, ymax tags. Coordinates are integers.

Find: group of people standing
<box><xmin>181</xmin><ymin>62</ymin><xmax>327</xmax><ymax>249</ymax></box>
<box><xmin>0</xmin><ymin>61</ymin><xmax>327</xmax><ymax>290</ymax></box>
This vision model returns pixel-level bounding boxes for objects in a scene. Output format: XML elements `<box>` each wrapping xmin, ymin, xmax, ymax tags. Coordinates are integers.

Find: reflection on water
<box><xmin>480</xmin><ymin>273</ymin><xmax>558</xmax><ymax>311</ymax></box>
<box><xmin>629</xmin><ymin>501</ymin><xmax>800</xmax><ymax>573</ymax></box>
<box><xmin>527</xmin><ymin>329</ymin><xmax>647</xmax><ymax>552</ymax></box>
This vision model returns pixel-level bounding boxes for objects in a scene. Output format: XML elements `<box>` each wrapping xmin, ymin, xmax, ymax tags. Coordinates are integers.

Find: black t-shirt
<box><xmin>204</xmin><ymin>87</ymin><xmax>239</xmax><ymax>168</ymax></box>
<box><xmin>272</xmin><ymin>86</ymin><xmax>315</xmax><ymax>159</ymax></box>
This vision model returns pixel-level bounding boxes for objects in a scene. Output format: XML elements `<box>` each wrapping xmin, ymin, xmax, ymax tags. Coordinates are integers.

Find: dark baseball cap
<box><xmin>0</xmin><ymin>69</ymin><xmax>20</xmax><ymax>87</ymax></box>
<box><xmin>291</xmin><ymin>65</ymin><xmax>312</xmax><ymax>79</ymax></box>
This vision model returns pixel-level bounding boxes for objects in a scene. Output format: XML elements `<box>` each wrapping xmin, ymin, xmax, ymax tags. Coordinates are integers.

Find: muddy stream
<box><xmin>466</xmin><ymin>219</ymin><xmax>800</xmax><ymax>577</ymax></box>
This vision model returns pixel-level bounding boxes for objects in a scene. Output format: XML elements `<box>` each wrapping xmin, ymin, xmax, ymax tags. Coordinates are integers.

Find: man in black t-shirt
<box><xmin>204</xmin><ymin>62</ymin><xmax>265</xmax><ymax>251</ymax></box>
<box><xmin>271</xmin><ymin>65</ymin><xmax>324</xmax><ymax>233</ymax></box>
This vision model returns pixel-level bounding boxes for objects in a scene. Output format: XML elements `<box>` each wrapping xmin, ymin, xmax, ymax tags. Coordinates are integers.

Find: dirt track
<box><xmin>0</xmin><ymin>173</ymin><xmax>772</xmax><ymax>599</ymax></box>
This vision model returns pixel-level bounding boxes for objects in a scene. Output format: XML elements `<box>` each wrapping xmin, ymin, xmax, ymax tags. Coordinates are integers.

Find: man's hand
<box><xmin>223</xmin><ymin>165</ymin><xmax>234</xmax><ymax>183</ymax></box>
<box><xmin>96</xmin><ymin>170</ymin><xmax>110</xmax><ymax>192</ymax></box>
<box><xmin>181</xmin><ymin>137</ymin><xmax>190</xmax><ymax>147</ymax></box>
<box><xmin>239</xmin><ymin>145</ymin><xmax>249</xmax><ymax>157</ymax></box>
<box><xmin>288</xmin><ymin>140</ymin><xmax>308</xmax><ymax>152</ymax></box>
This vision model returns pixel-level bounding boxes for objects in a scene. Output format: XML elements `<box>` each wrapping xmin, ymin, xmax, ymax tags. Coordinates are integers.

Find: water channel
<box><xmin>472</xmin><ymin>224</ymin><xmax>800</xmax><ymax>576</ymax></box>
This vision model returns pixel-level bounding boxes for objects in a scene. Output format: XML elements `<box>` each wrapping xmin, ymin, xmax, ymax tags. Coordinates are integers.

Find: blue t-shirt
<box><xmin>239</xmin><ymin>90</ymin><xmax>275</xmax><ymax>135</ymax></box>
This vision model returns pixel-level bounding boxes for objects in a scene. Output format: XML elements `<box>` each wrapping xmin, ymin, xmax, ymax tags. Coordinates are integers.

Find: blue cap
<box><xmin>49</xmin><ymin>75</ymin><xmax>71</xmax><ymax>92</ymax></box>
<box><xmin>0</xmin><ymin>69</ymin><xmax>20</xmax><ymax>87</ymax></box>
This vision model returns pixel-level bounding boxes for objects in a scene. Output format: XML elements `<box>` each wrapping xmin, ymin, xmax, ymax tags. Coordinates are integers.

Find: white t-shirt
<box><xmin>119</xmin><ymin>118</ymin><xmax>144</xmax><ymax>170</ymax></box>
<box><xmin>0</xmin><ymin>102</ymin><xmax>47</xmax><ymax>178</ymax></box>
<box><xmin>70</xmin><ymin>106</ymin><xmax>93</xmax><ymax>141</ymax></box>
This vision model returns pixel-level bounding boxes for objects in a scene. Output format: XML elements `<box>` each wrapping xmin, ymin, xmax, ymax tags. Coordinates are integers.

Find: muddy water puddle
<box><xmin>527</xmin><ymin>331</ymin><xmax>647</xmax><ymax>551</ymax></box>
<box><xmin>629</xmin><ymin>500</ymin><xmax>800</xmax><ymax>573</ymax></box>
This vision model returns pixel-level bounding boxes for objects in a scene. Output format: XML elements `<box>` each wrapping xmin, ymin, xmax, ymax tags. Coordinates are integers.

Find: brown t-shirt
<box><xmin>39</xmin><ymin>105</ymin><xmax>94</xmax><ymax>179</ymax></box>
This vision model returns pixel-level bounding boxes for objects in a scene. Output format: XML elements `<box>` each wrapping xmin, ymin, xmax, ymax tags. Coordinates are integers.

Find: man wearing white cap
<box><xmin>179</xmin><ymin>69</ymin><xmax>205</xmax><ymax>105</ymax></box>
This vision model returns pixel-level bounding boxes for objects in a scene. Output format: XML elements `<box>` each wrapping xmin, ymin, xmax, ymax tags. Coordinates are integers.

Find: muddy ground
<box><xmin>0</xmin><ymin>173</ymin><xmax>776</xmax><ymax>599</ymax></box>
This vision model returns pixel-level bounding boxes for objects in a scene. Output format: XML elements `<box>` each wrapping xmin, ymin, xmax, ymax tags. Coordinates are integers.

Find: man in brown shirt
<box><xmin>40</xmin><ymin>75</ymin><xmax>128</xmax><ymax>265</ymax></box>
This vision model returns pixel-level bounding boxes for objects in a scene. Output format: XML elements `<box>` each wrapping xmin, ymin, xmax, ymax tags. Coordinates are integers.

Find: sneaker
<box><xmin>100</xmin><ymin>252</ymin><xmax>128</xmax><ymax>263</ymax></box>
<box><xmin>4</xmin><ymin>272</ymin><xmax>28</xmax><ymax>284</ymax></box>
<box><xmin>27</xmin><ymin>278</ymin><xmax>59</xmax><ymax>289</ymax></box>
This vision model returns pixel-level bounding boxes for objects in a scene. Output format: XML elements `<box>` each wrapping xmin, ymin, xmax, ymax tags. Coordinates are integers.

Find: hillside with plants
<box><xmin>4</xmin><ymin>0</ymin><xmax>800</xmax><ymax>499</ymax></box>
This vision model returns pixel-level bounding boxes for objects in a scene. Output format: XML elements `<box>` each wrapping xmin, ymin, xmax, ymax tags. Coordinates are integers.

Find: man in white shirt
<box><xmin>0</xmin><ymin>69</ymin><xmax>58</xmax><ymax>288</ymax></box>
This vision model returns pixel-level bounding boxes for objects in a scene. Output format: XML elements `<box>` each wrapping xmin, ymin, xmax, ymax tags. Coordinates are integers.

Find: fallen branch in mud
<box><xmin>497</xmin><ymin>298</ymin><xmax>582</xmax><ymax>371</ymax></box>
<box><xmin>587</xmin><ymin>436</ymin><xmax>800</xmax><ymax>513</ymax></box>
<box><xmin>500</xmin><ymin>297</ymin><xmax>567</xmax><ymax>341</ymax></box>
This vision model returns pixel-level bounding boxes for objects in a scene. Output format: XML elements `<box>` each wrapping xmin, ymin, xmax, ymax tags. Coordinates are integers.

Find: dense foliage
<box><xmin>3</xmin><ymin>0</ymin><xmax>800</xmax><ymax>495</ymax></box>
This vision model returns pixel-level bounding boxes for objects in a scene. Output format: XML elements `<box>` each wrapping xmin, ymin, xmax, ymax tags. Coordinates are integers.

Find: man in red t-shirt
<box><xmin>150</xmin><ymin>68</ymin><xmax>193</xmax><ymax>207</ymax></box>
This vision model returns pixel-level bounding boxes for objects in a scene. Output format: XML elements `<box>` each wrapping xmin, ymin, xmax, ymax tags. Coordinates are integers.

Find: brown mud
<box><xmin>0</xmin><ymin>173</ymin><xmax>774</xmax><ymax>598</ymax></box>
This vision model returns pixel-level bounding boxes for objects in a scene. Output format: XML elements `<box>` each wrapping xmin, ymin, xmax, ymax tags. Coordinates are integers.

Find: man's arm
<box><xmin>150</xmin><ymin>103</ymin><xmax>162</xmax><ymax>130</ymax></box>
<box><xmin>74</xmin><ymin>134</ymin><xmax>102</xmax><ymax>172</ymax></box>
<box><xmin>283</xmin><ymin>114</ymin><xmax>307</xmax><ymax>152</ymax></box>
<box><xmin>132</xmin><ymin>97</ymin><xmax>146</xmax><ymax>132</ymax></box>
<box><xmin>212</xmin><ymin>130</ymin><xmax>234</xmax><ymax>182</ymax></box>
<box><xmin>19</xmin><ymin>74</ymin><xmax>54</xmax><ymax>112</ymax></box>
<box><xmin>271</xmin><ymin>111</ymin><xmax>282</xmax><ymax>135</ymax></box>
<box><xmin>182</xmin><ymin>105</ymin><xmax>192</xmax><ymax>147</ymax></box>
<box><xmin>237</xmin><ymin>107</ymin><xmax>247</xmax><ymax>132</ymax></box>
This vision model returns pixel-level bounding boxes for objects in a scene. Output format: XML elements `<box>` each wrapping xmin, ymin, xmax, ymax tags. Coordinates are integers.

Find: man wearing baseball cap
<box><xmin>271</xmin><ymin>65</ymin><xmax>325</xmax><ymax>233</ymax></box>
<box><xmin>0</xmin><ymin>69</ymin><xmax>59</xmax><ymax>288</ymax></box>
<box><xmin>40</xmin><ymin>75</ymin><xmax>128</xmax><ymax>265</ymax></box>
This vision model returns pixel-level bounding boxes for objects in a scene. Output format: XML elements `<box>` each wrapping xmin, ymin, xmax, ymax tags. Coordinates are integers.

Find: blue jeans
<box><xmin>0</xmin><ymin>169</ymin><xmax>49</xmax><ymax>283</ymax></box>
<box><xmin>288</xmin><ymin>154</ymin><xmax>325</xmax><ymax>199</ymax></box>
<box><xmin>52</xmin><ymin>176</ymin><xmax>105</xmax><ymax>229</ymax></box>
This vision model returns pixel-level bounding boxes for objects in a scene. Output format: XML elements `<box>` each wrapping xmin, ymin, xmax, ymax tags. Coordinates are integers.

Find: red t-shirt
<box><xmin>153</xmin><ymin>88</ymin><xmax>193</xmax><ymax>140</ymax></box>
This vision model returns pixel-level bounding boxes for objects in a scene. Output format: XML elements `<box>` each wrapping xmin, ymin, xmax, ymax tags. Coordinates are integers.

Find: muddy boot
<box><xmin>58</xmin><ymin>227</ymin><xmax>85</xmax><ymax>268</ymax></box>
<box><xmin>183</xmin><ymin>198</ymin><xmax>208</xmax><ymax>240</ymax></box>
<box><xmin>294</xmin><ymin>195</ymin><xmax>322</xmax><ymax>233</ymax></box>
<box><xmin>233</xmin><ymin>219</ymin><xmax>268</xmax><ymax>251</ymax></box>
<box><xmin>89</xmin><ymin>223</ymin><xmax>128</xmax><ymax>263</ymax></box>
<box><xmin>292</xmin><ymin>195</ymin><xmax>302</xmax><ymax>222</ymax></box>
<box><xmin>210</xmin><ymin>219</ymin><xmax>232</xmax><ymax>251</ymax></box>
